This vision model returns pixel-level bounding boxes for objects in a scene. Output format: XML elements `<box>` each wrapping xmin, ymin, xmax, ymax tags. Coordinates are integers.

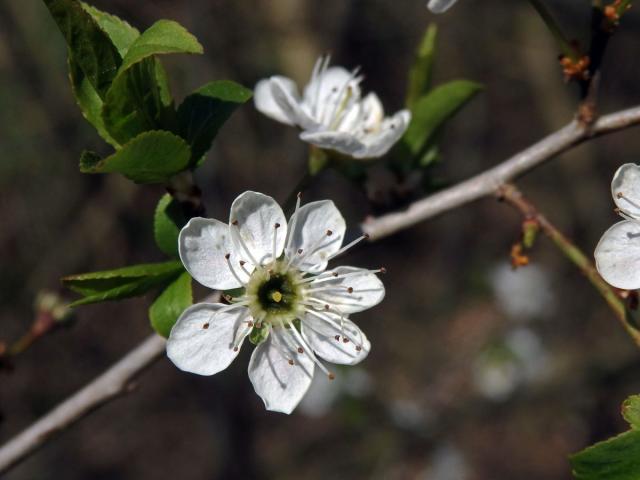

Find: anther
<box><xmin>347</xmin><ymin>287</ymin><xmax>354</xmax><ymax>294</ymax></box>
<box><xmin>298</xmin><ymin>249</ymin><xmax>303</xmax><ymax>255</ymax></box>
<box><xmin>275</xmin><ymin>223</ymin><xmax>281</xmax><ymax>229</ymax></box>
<box><xmin>239</xmin><ymin>260</ymin><xmax>246</xmax><ymax>266</ymax></box>
<box><xmin>356</xmin><ymin>346</ymin><xmax>362</xmax><ymax>352</ymax></box>
<box><xmin>328</xmin><ymin>373</ymin><xmax>336</xmax><ymax>380</ymax></box>
<box><xmin>247</xmin><ymin>321</ymin><xmax>254</xmax><ymax>327</ymax></box>
<box><xmin>333</xmin><ymin>272</ymin><xmax>339</xmax><ymax>277</ymax></box>
<box><xmin>380</xmin><ymin>267</ymin><xmax>387</xmax><ymax>274</ymax></box>
<box><xmin>343</xmin><ymin>337</ymin><xmax>349</xmax><ymax>343</ymax></box>
<box><xmin>288</xmin><ymin>359</ymin><xmax>295</xmax><ymax>366</ymax></box>
<box><xmin>297</xmin><ymin>347</ymin><xmax>304</xmax><ymax>354</ymax></box>
<box><xmin>203</xmin><ymin>323</ymin><xmax>210</xmax><ymax>329</ymax></box>
<box><xmin>334</xmin><ymin>335</ymin><xmax>340</xmax><ymax>341</ymax></box>
<box><xmin>224</xmin><ymin>253</ymin><xmax>231</xmax><ymax>260</ymax></box>
<box><xmin>255</xmin><ymin>322</ymin><xmax>263</xmax><ymax>328</ymax></box>
<box><xmin>617</xmin><ymin>192</ymin><xmax>624</xmax><ymax>199</ymax></box>
<box><xmin>324</xmin><ymin>304</ymin><xmax>330</xmax><ymax>310</ymax></box>
<box><xmin>363</xmin><ymin>233</ymin><xmax>370</xmax><ymax>239</ymax></box>
<box><xmin>232</xmin><ymin>220</ymin><xmax>239</xmax><ymax>226</ymax></box>
<box><xmin>326</xmin><ymin>229</ymin><xmax>333</xmax><ymax>236</ymax></box>
<box><xmin>233</xmin><ymin>346</ymin><xmax>239</xmax><ymax>352</ymax></box>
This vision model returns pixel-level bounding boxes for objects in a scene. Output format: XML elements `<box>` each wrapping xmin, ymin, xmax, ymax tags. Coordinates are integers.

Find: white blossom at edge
<box><xmin>166</xmin><ymin>191</ymin><xmax>385</xmax><ymax>414</ymax></box>
<box><xmin>595</xmin><ymin>163</ymin><xmax>640</xmax><ymax>289</ymax></box>
<box><xmin>427</xmin><ymin>0</ymin><xmax>459</xmax><ymax>13</ymax></box>
<box><xmin>253</xmin><ymin>56</ymin><xmax>411</xmax><ymax>160</ymax></box>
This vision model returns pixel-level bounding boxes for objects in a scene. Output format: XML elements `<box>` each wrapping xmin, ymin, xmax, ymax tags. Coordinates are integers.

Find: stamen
<box><xmin>230</xmin><ymin>223</ymin><xmax>259</xmax><ymax>266</ymax></box>
<box><xmin>284</xmin><ymin>321</ymin><xmax>334</xmax><ymax>379</ymax></box>
<box><xmin>284</xmin><ymin>193</ymin><xmax>302</xmax><ymax>260</ymax></box>
<box><xmin>225</xmin><ymin>253</ymin><xmax>247</xmax><ymax>285</ymax></box>
<box><xmin>203</xmin><ymin>323</ymin><xmax>209</xmax><ymax>329</ymax></box>
<box><xmin>238</xmin><ymin>260</ymin><xmax>252</xmax><ymax>277</ymax></box>
<box><xmin>268</xmin><ymin>325</ymin><xmax>295</xmax><ymax>365</ymax></box>
<box><xmin>272</xmin><ymin>223</ymin><xmax>281</xmax><ymax>265</ymax></box>
<box><xmin>294</xmin><ymin>230</ymin><xmax>337</xmax><ymax>268</ymax></box>
<box><xmin>305</xmin><ymin>308</ymin><xmax>364</xmax><ymax>350</ymax></box>
<box><xmin>616</xmin><ymin>192</ymin><xmax>640</xmax><ymax>214</ymax></box>
<box><xmin>327</xmin><ymin>234</ymin><xmax>369</xmax><ymax>261</ymax></box>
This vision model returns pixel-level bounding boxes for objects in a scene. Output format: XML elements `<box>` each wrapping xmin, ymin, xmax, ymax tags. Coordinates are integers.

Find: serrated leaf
<box><xmin>403</xmin><ymin>80</ymin><xmax>483</xmax><ymax>158</ymax></box>
<box><xmin>119</xmin><ymin>19</ymin><xmax>203</xmax><ymax>72</ymax></box>
<box><xmin>571</xmin><ymin>430</ymin><xmax>640</xmax><ymax>480</ymax></box>
<box><xmin>154</xmin><ymin>194</ymin><xmax>186</xmax><ymax>257</ymax></box>
<box><xmin>80</xmin><ymin>2</ymin><xmax>140</xmax><ymax>57</ymax></box>
<box><xmin>571</xmin><ymin>394</ymin><xmax>640</xmax><ymax>480</ymax></box>
<box><xmin>623</xmin><ymin>395</ymin><xmax>640</xmax><ymax>430</ymax></box>
<box><xmin>102</xmin><ymin>57</ymin><xmax>176</xmax><ymax>144</ymax></box>
<box><xmin>44</xmin><ymin>0</ymin><xmax>121</xmax><ymax>97</ymax></box>
<box><xmin>406</xmin><ymin>23</ymin><xmax>438</xmax><ymax>108</ymax></box>
<box><xmin>63</xmin><ymin>261</ymin><xmax>183</xmax><ymax>306</ymax></box>
<box><xmin>149</xmin><ymin>271</ymin><xmax>192</xmax><ymax>337</ymax></box>
<box><xmin>79</xmin><ymin>130</ymin><xmax>191</xmax><ymax>184</ymax></box>
<box><xmin>176</xmin><ymin>80</ymin><xmax>252</xmax><ymax>164</ymax></box>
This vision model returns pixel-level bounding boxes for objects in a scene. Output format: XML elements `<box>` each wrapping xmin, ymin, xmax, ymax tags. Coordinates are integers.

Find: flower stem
<box><xmin>497</xmin><ymin>184</ymin><xmax>640</xmax><ymax>347</ymax></box>
<box><xmin>527</xmin><ymin>0</ymin><xmax>579</xmax><ymax>60</ymax></box>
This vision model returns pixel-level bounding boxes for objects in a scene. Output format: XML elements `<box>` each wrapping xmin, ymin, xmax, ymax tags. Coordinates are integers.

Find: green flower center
<box><xmin>246</xmin><ymin>262</ymin><xmax>304</xmax><ymax>326</ymax></box>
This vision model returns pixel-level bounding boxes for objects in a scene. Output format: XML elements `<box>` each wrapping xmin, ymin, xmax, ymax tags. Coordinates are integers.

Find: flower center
<box><xmin>245</xmin><ymin>262</ymin><xmax>304</xmax><ymax>326</ymax></box>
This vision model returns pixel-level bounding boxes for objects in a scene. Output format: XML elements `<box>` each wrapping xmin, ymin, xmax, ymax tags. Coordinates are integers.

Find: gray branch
<box><xmin>3</xmin><ymin>107</ymin><xmax>640</xmax><ymax>475</ymax></box>
<box><xmin>362</xmin><ymin>106</ymin><xmax>640</xmax><ymax>240</ymax></box>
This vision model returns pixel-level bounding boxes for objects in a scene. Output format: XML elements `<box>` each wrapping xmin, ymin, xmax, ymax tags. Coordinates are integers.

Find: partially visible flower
<box><xmin>427</xmin><ymin>0</ymin><xmax>459</xmax><ymax>13</ymax></box>
<box><xmin>167</xmin><ymin>191</ymin><xmax>385</xmax><ymax>414</ymax></box>
<box><xmin>595</xmin><ymin>163</ymin><xmax>640</xmax><ymax>289</ymax></box>
<box><xmin>490</xmin><ymin>263</ymin><xmax>555</xmax><ymax>321</ymax></box>
<box><xmin>254</xmin><ymin>56</ymin><xmax>411</xmax><ymax>159</ymax></box>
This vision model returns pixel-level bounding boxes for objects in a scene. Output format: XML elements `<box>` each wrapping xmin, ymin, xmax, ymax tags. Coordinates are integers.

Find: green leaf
<box><xmin>120</xmin><ymin>19</ymin><xmax>203</xmax><ymax>73</ymax></box>
<box><xmin>102</xmin><ymin>57</ymin><xmax>176</xmax><ymax>144</ymax></box>
<box><xmin>154</xmin><ymin>194</ymin><xmax>186</xmax><ymax>257</ymax></box>
<box><xmin>80</xmin><ymin>2</ymin><xmax>140</xmax><ymax>57</ymax></box>
<box><xmin>403</xmin><ymin>80</ymin><xmax>482</xmax><ymax>158</ymax></box>
<box><xmin>68</xmin><ymin>57</ymin><xmax>119</xmax><ymax>147</ymax></box>
<box><xmin>570</xmin><ymin>395</ymin><xmax>640</xmax><ymax>480</ymax></box>
<box><xmin>79</xmin><ymin>130</ymin><xmax>192</xmax><ymax>184</ymax></box>
<box><xmin>571</xmin><ymin>431</ymin><xmax>640</xmax><ymax>480</ymax></box>
<box><xmin>149</xmin><ymin>271</ymin><xmax>192</xmax><ymax>337</ymax></box>
<box><xmin>623</xmin><ymin>395</ymin><xmax>640</xmax><ymax>430</ymax></box>
<box><xmin>176</xmin><ymin>80</ymin><xmax>253</xmax><ymax>164</ymax></box>
<box><xmin>406</xmin><ymin>23</ymin><xmax>438</xmax><ymax>108</ymax></box>
<box><xmin>44</xmin><ymin>0</ymin><xmax>121</xmax><ymax>97</ymax></box>
<box><xmin>63</xmin><ymin>261</ymin><xmax>183</xmax><ymax>306</ymax></box>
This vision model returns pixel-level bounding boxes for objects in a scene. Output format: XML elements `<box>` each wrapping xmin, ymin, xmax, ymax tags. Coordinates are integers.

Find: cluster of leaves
<box><xmin>391</xmin><ymin>23</ymin><xmax>481</xmax><ymax>190</ymax></box>
<box><xmin>47</xmin><ymin>0</ymin><xmax>251</xmax><ymax>336</ymax></box>
<box><xmin>571</xmin><ymin>394</ymin><xmax>640</xmax><ymax>480</ymax></box>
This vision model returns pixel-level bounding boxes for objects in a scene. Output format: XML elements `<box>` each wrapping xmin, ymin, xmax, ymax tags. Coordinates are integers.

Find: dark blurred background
<box><xmin>2</xmin><ymin>1</ymin><xmax>640</xmax><ymax>478</ymax></box>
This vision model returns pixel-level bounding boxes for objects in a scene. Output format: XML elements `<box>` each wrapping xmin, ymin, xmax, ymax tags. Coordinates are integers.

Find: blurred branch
<box><xmin>362</xmin><ymin>105</ymin><xmax>640</xmax><ymax>240</ymax></box>
<box><xmin>0</xmin><ymin>334</ymin><xmax>166</xmax><ymax>474</ymax></box>
<box><xmin>497</xmin><ymin>184</ymin><xmax>639</xmax><ymax>346</ymax></box>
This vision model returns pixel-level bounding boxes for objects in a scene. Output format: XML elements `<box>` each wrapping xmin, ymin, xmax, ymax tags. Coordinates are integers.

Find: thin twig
<box><xmin>0</xmin><ymin>335</ymin><xmax>166</xmax><ymax>473</ymax></box>
<box><xmin>362</xmin><ymin>105</ymin><xmax>640</xmax><ymax>240</ymax></box>
<box><xmin>3</xmin><ymin>106</ymin><xmax>640</xmax><ymax>475</ymax></box>
<box><xmin>497</xmin><ymin>184</ymin><xmax>640</xmax><ymax>346</ymax></box>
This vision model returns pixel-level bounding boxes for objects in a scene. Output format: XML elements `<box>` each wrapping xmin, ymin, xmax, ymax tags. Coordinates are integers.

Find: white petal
<box><xmin>269</xmin><ymin>76</ymin><xmax>318</xmax><ymax>130</ymax></box>
<box><xmin>354</xmin><ymin>109</ymin><xmax>411</xmax><ymax>159</ymax></box>
<box><xmin>254</xmin><ymin>78</ymin><xmax>296</xmax><ymax>126</ymax></box>
<box><xmin>427</xmin><ymin>0</ymin><xmax>458</xmax><ymax>13</ymax></box>
<box><xmin>287</xmin><ymin>200</ymin><xmax>346</xmax><ymax>273</ymax></box>
<box><xmin>360</xmin><ymin>92</ymin><xmax>385</xmax><ymax>133</ymax></box>
<box><xmin>248</xmin><ymin>328</ymin><xmax>315</xmax><ymax>414</ymax></box>
<box><xmin>299</xmin><ymin>129</ymin><xmax>365</xmax><ymax>156</ymax></box>
<box><xmin>302</xmin><ymin>313</ymin><xmax>370</xmax><ymax>365</ymax></box>
<box><xmin>167</xmin><ymin>303</ymin><xmax>250</xmax><ymax>376</ymax></box>
<box><xmin>309</xmin><ymin>266</ymin><xmax>385</xmax><ymax>313</ymax></box>
<box><xmin>595</xmin><ymin>220</ymin><xmax>640</xmax><ymax>289</ymax></box>
<box><xmin>179</xmin><ymin>217</ymin><xmax>247</xmax><ymax>290</ymax></box>
<box><xmin>229</xmin><ymin>191</ymin><xmax>287</xmax><ymax>266</ymax></box>
<box><xmin>612</xmin><ymin>163</ymin><xmax>640</xmax><ymax>218</ymax></box>
<box><xmin>303</xmin><ymin>66</ymin><xmax>360</xmax><ymax>122</ymax></box>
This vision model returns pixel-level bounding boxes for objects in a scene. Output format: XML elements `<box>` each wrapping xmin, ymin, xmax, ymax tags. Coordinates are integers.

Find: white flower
<box><xmin>595</xmin><ymin>163</ymin><xmax>640</xmax><ymax>289</ymax></box>
<box><xmin>254</xmin><ymin>56</ymin><xmax>411</xmax><ymax>159</ymax></box>
<box><xmin>166</xmin><ymin>191</ymin><xmax>385</xmax><ymax>414</ymax></box>
<box><xmin>427</xmin><ymin>0</ymin><xmax>459</xmax><ymax>13</ymax></box>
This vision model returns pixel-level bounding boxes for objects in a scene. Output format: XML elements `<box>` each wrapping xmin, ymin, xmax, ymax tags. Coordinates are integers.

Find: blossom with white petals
<box><xmin>427</xmin><ymin>0</ymin><xmax>459</xmax><ymax>13</ymax></box>
<box><xmin>254</xmin><ymin>56</ymin><xmax>411</xmax><ymax>159</ymax></box>
<box><xmin>595</xmin><ymin>163</ymin><xmax>640</xmax><ymax>289</ymax></box>
<box><xmin>167</xmin><ymin>191</ymin><xmax>385</xmax><ymax>414</ymax></box>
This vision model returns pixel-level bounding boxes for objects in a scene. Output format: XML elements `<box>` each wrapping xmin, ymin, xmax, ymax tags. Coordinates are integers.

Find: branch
<box><xmin>497</xmin><ymin>184</ymin><xmax>640</xmax><ymax>347</ymax></box>
<box><xmin>0</xmin><ymin>335</ymin><xmax>166</xmax><ymax>473</ymax></box>
<box><xmin>4</xmin><ymin>106</ymin><xmax>640</xmax><ymax>475</ymax></box>
<box><xmin>362</xmin><ymin>106</ymin><xmax>640</xmax><ymax>240</ymax></box>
